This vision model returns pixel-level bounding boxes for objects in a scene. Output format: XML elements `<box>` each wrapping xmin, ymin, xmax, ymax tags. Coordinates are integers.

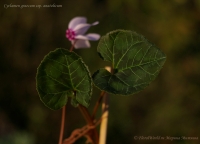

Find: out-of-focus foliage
<box><xmin>0</xmin><ymin>0</ymin><xmax>200</xmax><ymax>144</ymax></box>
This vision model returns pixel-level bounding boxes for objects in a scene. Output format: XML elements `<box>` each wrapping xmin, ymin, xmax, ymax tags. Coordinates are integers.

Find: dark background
<box><xmin>0</xmin><ymin>0</ymin><xmax>200</xmax><ymax>144</ymax></box>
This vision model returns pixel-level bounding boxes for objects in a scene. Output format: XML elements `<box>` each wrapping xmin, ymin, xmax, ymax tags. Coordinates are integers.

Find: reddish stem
<box><xmin>58</xmin><ymin>105</ymin><xmax>66</xmax><ymax>144</ymax></box>
<box><xmin>92</xmin><ymin>91</ymin><xmax>106</xmax><ymax>118</ymax></box>
<box><xmin>69</xmin><ymin>40</ymin><xmax>76</xmax><ymax>52</ymax></box>
<box><xmin>78</xmin><ymin>105</ymin><xmax>99</xmax><ymax>144</ymax></box>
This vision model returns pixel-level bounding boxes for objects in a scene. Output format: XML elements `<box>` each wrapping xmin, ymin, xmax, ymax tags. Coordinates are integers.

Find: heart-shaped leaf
<box><xmin>36</xmin><ymin>48</ymin><xmax>92</xmax><ymax>110</ymax></box>
<box><xmin>93</xmin><ymin>30</ymin><xmax>166</xmax><ymax>95</ymax></box>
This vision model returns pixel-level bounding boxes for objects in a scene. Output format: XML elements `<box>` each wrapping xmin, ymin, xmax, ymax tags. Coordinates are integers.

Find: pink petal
<box><xmin>73</xmin><ymin>40</ymin><xmax>90</xmax><ymax>49</ymax></box>
<box><xmin>74</xmin><ymin>21</ymin><xmax>99</xmax><ymax>35</ymax></box>
<box><xmin>85</xmin><ymin>33</ymin><xmax>100</xmax><ymax>41</ymax></box>
<box><xmin>68</xmin><ymin>17</ymin><xmax>87</xmax><ymax>29</ymax></box>
<box><xmin>75</xmin><ymin>35</ymin><xmax>89</xmax><ymax>40</ymax></box>
<box><xmin>91</xmin><ymin>21</ymin><xmax>99</xmax><ymax>25</ymax></box>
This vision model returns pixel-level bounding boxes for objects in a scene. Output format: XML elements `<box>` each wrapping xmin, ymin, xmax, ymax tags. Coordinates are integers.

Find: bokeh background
<box><xmin>1</xmin><ymin>0</ymin><xmax>200</xmax><ymax>144</ymax></box>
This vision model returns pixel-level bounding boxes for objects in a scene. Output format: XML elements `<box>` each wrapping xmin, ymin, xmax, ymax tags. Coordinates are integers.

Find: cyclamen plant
<box><xmin>36</xmin><ymin>16</ymin><xmax>166</xmax><ymax>144</ymax></box>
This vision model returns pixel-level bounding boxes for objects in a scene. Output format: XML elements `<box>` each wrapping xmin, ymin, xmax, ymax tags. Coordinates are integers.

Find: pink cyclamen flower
<box><xmin>66</xmin><ymin>17</ymin><xmax>100</xmax><ymax>49</ymax></box>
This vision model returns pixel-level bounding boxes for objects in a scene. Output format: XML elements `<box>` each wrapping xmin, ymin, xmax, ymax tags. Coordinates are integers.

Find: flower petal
<box><xmin>85</xmin><ymin>33</ymin><xmax>100</xmax><ymax>41</ymax></box>
<box><xmin>68</xmin><ymin>17</ymin><xmax>87</xmax><ymax>29</ymax></box>
<box><xmin>73</xmin><ymin>40</ymin><xmax>90</xmax><ymax>49</ymax></box>
<box><xmin>74</xmin><ymin>21</ymin><xmax>99</xmax><ymax>35</ymax></box>
<box><xmin>91</xmin><ymin>21</ymin><xmax>99</xmax><ymax>25</ymax></box>
<box><xmin>75</xmin><ymin>35</ymin><xmax>89</xmax><ymax>40</ymax></box>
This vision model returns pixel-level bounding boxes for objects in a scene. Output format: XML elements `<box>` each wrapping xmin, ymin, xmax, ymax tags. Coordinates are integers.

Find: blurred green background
<box><xmin>1</xmin><ymin>0</ymin><xmax>200</xmax><ymax>144</ymax></box>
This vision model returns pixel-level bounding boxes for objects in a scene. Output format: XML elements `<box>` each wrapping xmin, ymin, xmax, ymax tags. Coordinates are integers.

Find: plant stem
<box><xmin>78</xmin><ymin>104</ymin><xmax>93</xmax><ymax>124</ymax></box>
<box><xmin>92</xmin><ymin>91</ymin><xmax>106</xmax><ymax>118</ymax></box>
<box><xmin>69</xmin><ymin>45</ymin><xmax>74</xmax><ymax>52</ymax></box>
<box><xmin>78</xmin><ymin>104</ymin><xmax>99</xmax><ymax>144</ymax></box>
<box><xmin>69</xmin><ymin>40</ymin><xmax>76</xmax><ymax>52</ymax></box>
<box><xmin>99</xmin><ymin>93</ymin><xmax>109</xmax><ymax>144</ymax></box>
<box><xmin>58</xmin><ymin>42</ymin><xmax>74</xmax><ymax>144</ymax></box>
<box><xmin>58</xmin><ymin>105</ymin><xmax>66</xmax><ymax>144</ymax></box>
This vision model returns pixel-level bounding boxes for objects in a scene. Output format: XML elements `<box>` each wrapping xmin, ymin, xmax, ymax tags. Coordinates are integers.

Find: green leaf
<box><xmin>93</xmin><ymin>30</ymin><xmax>166</xmax><ymax>95</ymax></box>
<box><xmin>36</xmin><ymin>48</ymin><xmax>92</xmax><ymax>110</ymax></box>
